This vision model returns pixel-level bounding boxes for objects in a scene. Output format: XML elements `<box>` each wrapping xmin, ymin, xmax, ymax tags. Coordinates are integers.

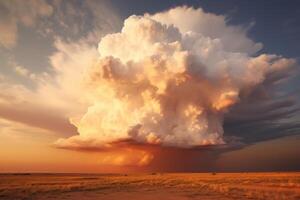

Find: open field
<box><xmin>0</xmin><ymin>173</ymin><xmax>300</xmax><ymax>200</ymax></box>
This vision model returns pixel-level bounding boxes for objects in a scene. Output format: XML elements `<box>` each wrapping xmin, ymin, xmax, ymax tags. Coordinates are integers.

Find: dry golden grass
<box><xmin>0</xmin><ymin>172</ymin><xmax>299</xmax><ymax>199</ymax></box>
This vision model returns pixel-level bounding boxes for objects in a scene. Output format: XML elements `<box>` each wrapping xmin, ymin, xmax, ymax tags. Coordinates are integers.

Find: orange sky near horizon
<box><xmin>1</xmin><ymin>118</ymin><xmax>299</xmax><ymax>173</ymax></box>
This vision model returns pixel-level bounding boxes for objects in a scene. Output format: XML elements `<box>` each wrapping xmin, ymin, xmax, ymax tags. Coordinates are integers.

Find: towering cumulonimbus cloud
<box><xmin>56</xmin><ymin>6</ymin><xmax>294</xmax><ymax>149</ymax></box>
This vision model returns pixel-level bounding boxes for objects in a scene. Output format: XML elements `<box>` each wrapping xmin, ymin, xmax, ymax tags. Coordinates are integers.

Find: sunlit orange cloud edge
<box><xmin>52</xmin><ymin>137</ymin><xmax>236</xmax><ymax>172</ymax></box>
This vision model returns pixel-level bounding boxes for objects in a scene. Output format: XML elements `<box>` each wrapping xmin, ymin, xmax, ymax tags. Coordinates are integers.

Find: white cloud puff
<box><xmin>56</xmin><ymin>7</ymin><xmax>294</xmax><ymax>148</ymax></box>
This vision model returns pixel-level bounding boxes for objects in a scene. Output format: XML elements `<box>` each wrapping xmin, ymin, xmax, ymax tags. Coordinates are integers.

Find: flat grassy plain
<box><xmin>0</xmin><ymin>173</ymin><xmax>299</xmax><ymax>200</ymax></box>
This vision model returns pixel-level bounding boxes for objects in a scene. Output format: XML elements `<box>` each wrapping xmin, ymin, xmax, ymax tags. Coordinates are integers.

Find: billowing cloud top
<box><xmin>54</xmin><ymin>6</ymin><xmax>294</xmax><ymax>150</ymax></box>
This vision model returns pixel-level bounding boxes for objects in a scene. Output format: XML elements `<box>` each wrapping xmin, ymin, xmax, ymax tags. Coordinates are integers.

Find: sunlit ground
<box><xmin>1</xmin><ymin>173</ymin><xmax>300</xmax><ymax>200</ymax></box>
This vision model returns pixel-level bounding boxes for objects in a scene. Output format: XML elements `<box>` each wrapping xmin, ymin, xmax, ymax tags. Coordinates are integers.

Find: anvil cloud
<box><xmin>55</xmin><ymin>6</ymin><xmax>294</xmax><ymax>149</ymax></box>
